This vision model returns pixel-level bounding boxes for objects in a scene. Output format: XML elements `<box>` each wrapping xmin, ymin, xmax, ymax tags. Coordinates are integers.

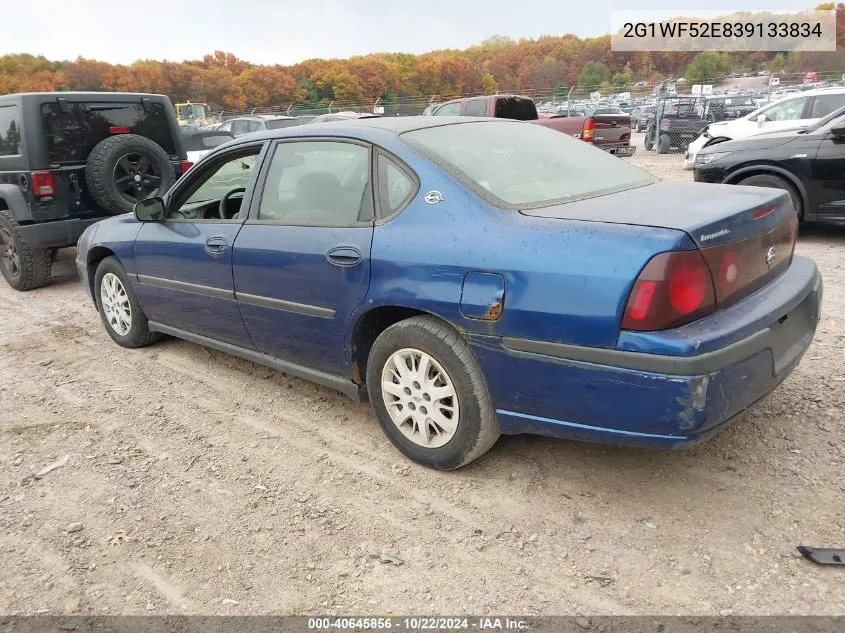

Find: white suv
<box><xmin>682</xmin><ymin>88</ymin><xmax>845</xmax><ymax>169</ymax></box>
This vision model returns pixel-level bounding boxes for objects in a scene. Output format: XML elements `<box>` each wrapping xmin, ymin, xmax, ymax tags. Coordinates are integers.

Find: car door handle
<box><xmin>327</xmin><ymin>246</ymin><xmax>362</xmax><ymax>267</ymax></box>
<box><xmin>204</xmin><ymin>236</ymin><xmax>228</xmax><ymax>257</ymax></box>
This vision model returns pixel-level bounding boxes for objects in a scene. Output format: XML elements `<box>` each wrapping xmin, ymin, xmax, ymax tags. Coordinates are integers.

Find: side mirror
<box><xmin>134</xmin><ymin>197</ymin><xmax>165</xmax><ymax>223</ymax></box>
<box><xmin>756</xmin><ymin>114</ymin><xmax>767</xmax><ymax>124</ymax></box>
<box><xmin>830</xmin><ymin>124</ymin><xmax>845</xmax><ymax>138</ymax></box>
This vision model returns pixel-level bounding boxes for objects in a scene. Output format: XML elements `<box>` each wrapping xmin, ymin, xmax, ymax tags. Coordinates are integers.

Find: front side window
<box><xmin>0</xmin><ymin>105</ymin><xmax>22</xmax><ymax>156</ymax></box>
<box><xmin>258</xmin><ymin>141</ymin><xmax>371</xmax><ymax>226</ymax></box>
<box><xmin>403</xmin><ymin>120</ymin><xmax>653</xmax><ymax>209</ymax></box>
<box><xmin>463</xmin><ymin>99</ymin><xmax>487</xmax><ymax>117</ymax></box>
<box><xmin>761</xmin><ymin>97</ymin><xmax>808</xmax><ymax>122</ymax></box>
<box><xmin>433</xmin><ymin>103</ymin><xmax>461</xmax><ymax>116</ymax></box>
<box><xmin>170</xmin><ymin>149</ymin><xmax>260</xmax><ymax>221</ymax></box>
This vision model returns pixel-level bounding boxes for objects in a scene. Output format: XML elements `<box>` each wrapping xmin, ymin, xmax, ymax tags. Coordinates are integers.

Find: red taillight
<box><xmin>582</xmin><ymin>117</ymin><xmax>594</xmax><ymax>143</ymax></box>
<box><xmin>31</xmin><ymin>171</ymin><xmax>55</xmax><ymax>197</ymax></box>
<box><xmin>109</xmin><ymin>126</ymin><xmax>130</xmax><ymax>134</ymax></box>
<box><xmin>180</xmin><ymin>161</ymin><xmax>193</xmax><ymax>174</ymax></box>
<box><xmin>622</xmin><ymin>250</ymin><xmax>716</xmax><ymax>331</ymax></box>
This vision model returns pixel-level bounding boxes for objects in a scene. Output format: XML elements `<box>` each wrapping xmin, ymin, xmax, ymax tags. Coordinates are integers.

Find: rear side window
<box><xmin>41</xmin><ymin>100</ymin><xmax>177</xmax><ymax>163</ymax></box>
<box><xmin>377</xmin><ymin>154</ymin><xmax>417</xmax><ymax>217</ymax></box>
<box><xmin>0</xmin><ymin>105</ymin><xmax>22</xmax><ymax>156</ymax></box>
<box><xmin>810</xmin><ymin>94</ymin><xmax>845</xmax><ymax>118</ymax></box>
<box><xmin>494</xmin><ymin>97</ymin><xmax>538</xmax><ymax>121</ymax></box>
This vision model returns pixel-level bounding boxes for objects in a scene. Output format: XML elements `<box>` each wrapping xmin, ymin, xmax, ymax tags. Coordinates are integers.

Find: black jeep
<box><xmin>0</xmin><ymin>92</ymin><xmax>189</xmax><ymax>291</ymax></box>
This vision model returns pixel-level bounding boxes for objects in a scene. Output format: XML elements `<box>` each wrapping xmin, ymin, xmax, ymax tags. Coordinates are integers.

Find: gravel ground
<box><xmin>1</xmin><ymin>136</ymin><xmax>843</xmax><ymax>616</ymax></box>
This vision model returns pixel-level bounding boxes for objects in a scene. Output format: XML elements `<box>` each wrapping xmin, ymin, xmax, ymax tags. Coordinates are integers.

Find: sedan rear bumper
<box><xmin>470</xmin><ymin>256</ymin><xmax>822</xmax><ymax>447</ymax></box>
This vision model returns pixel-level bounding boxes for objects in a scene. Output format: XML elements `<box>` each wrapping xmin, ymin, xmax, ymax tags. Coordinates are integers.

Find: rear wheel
<box><xmin>736</xmin><ymin>174</ymin><xmax>803</xmax><ymax>220</ymax></box>
<box><xmin>366</xmin><ymin>315</ymin><xmax>499</xmax><ymax>469</ymax></box>
<box><xmin>657</xmin><ymin>134</ymin><xmax>671</xmax><ymax>154</ymax></box>
<box><xmin>0</xmin><ymin>210</ymin><xmax>52</xmax><ymax>291</ymax></box>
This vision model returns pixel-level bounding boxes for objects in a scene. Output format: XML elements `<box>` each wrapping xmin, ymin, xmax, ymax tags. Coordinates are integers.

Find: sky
<box><xmin>0</xmin><ymin>0</ymin><xmax>825</xmax><ymax>65</ymax></box>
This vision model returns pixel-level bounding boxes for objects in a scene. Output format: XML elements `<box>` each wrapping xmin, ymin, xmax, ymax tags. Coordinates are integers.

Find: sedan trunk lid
<box><xmin>519</xmin><ymin>181</ymin><xmax>793</xmax><ymax>248</ymax></box>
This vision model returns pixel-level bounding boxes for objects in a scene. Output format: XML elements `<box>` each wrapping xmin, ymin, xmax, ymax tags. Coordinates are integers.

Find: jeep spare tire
<box><xmin>86</xmin><ymin>134</ymin><xmax>174</xmax><ymax>216</ymax></box>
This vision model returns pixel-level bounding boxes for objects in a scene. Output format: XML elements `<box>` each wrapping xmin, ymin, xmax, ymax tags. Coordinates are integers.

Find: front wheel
<box><xmin>366</xmin><ymin>316</ymin><xmax>499</xmax><ymax>469</ymax></box>
<box><xmin>95</xmin><ymin>256</ymin><xmax>162</xmax><ymax>348</ymax></box>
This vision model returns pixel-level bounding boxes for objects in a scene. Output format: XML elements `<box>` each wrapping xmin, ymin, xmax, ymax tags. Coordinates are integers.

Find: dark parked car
<box><xmin>0</xmin><ymin>92</ymin><xmax>189</xmax><ymax>291</ymax></box>
<box><xmin>694</xmin><ymin>106</ymin><xmax>845</xmax><ymax>224</ymax></box>
<box><xmin>76</xmin><ymin>117</ymin><xmax>820</xmax><ymax>469</ymax></box>
<box><xmin>630</xmin><ymin>105</ymin><xmax>655</xmax><ymax>132</ymax></box>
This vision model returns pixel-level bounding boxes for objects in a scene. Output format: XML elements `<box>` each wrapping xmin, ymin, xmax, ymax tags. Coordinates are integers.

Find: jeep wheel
<box><xmin>86</xmin><ymin>134</ymin><xmax>175</xmax><ymax>216</ymax></box>
<box><xmin>0</xmin><ymin>210</ymin><xmax>52</xmax><ymax>291</ymax></box>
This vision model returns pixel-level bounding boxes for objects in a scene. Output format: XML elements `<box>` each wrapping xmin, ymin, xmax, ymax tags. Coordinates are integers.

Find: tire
<box><xmin>94</xmin><ymin>256</ymin><xmax>161</xmax><ymax>348</ymax></box>
<box><xmin>657</xmin><ymin>134</ymin><xmax>671</xmax><ymax>154</ymax></box>
<box><xmin>366</xmin><ymin>315</ymin><xmax>499</xmax><ymax>470</ymax></box>
<box><xmin>736</xmin><ymin>174</ymin><xmax>803</xmax><ymax>220</ymax></box>
<box><xmin>86</xmin><ymin>134</ymin><xmax>175</xmax><ymax>216</ymax></box>
<box><xmin>0</xmin><ymin>209</ymin><xmax>52</xmax><ymax>291</ymax></box>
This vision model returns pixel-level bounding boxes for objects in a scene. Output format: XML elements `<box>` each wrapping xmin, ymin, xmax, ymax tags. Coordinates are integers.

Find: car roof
<box><xmin>0</xmin><ymin>91</ymin><xmax>169</xmax><ymax>100</ymax></box>
<box><xmin>215</xmin><ymin>116</ymin><xmax>517</xmax><ymax>147</ymax></box>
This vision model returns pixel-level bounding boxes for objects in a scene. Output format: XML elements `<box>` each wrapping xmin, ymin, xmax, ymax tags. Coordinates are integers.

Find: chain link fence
<box><xmin>189</xmin><ymin>70</ymin><xmax>844</xmax><ymax>137</ymax></box>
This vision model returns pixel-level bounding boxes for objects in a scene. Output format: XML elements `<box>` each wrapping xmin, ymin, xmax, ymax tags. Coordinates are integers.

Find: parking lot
<box><xmin>1</xmin><ymin>134</ymin><xmax>843</xmax><ymax>616</ymax></box>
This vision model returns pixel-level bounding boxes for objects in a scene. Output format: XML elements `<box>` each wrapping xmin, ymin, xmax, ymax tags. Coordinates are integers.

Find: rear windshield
<box><xmin>494</xmin><ymin>97</ymin><xmax>538</xmax><ymax>121</ymax></box>
<box><xmin>266</xmin><ymin>118</ymin><xmax>301</xmax><ymax>130</ymax></box>
<box><xmin>41</xmin><ymin>100</ymin><xmax>177</xmax><ymax>163</ymax></box>
<box><xmin>402</xmin><ymin>121</ymin><xmax>654</xmax><ymax>209</ymax></box>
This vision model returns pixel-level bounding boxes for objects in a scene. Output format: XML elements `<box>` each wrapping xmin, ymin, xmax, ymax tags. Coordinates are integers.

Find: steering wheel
<box><xmin>219</xmin><ymin>187</ymin><xmax>247</xmax><ymax>219</ymax></box>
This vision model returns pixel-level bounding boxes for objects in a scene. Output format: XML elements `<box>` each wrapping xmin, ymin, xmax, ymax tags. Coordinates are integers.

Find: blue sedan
<box><xmin>76</xmin><ymin>117</ymin><xmax>822</xmax><ymax>469</ymax></box>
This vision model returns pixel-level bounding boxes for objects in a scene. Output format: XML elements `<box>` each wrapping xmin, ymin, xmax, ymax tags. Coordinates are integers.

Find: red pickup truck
<box><xmin>425</xmin><ymin>94</ymin><xmax>635</xmax><ymax>156</ymax></box>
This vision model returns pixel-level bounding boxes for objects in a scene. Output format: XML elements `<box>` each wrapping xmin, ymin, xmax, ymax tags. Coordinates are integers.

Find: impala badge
<box><xmin>766</xmin><ymin>246</ymin><xmax>776</xmax><ymax>265</ymax></box>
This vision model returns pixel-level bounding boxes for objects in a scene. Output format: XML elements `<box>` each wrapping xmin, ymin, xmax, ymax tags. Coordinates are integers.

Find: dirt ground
<box><xmin>1</xmin><ymin>136</ymin><xmax>844</xmax><ymax>616</ymax></box>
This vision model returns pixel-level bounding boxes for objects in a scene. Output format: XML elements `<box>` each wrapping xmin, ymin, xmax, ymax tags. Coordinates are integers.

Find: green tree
<box><xmin>480</xmin><ymin>71</ymin><xmax>498</xmax><ymax>94</ymax></box>
<box><xmin>611</xmin><ymin>72</ymin><xmax>629</xmax><ymax>88</ymax></box>
<box><xmin>769</xmin><ymin>53</ymin><xmax>786</xmax><ymax>73</ymax></box>
<box><xmin>684</xmin><ymin>52</ymin><xmax>732</xmax><ymax>84</ymax></box>
<box><xmin>578</xmin><ymin>61</ymin><xmax>611</xmax><ymax>89</ymax></box>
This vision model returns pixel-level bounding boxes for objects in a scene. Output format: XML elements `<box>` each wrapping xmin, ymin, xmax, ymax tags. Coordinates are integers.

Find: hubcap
<box><xmin>0</xmin><ymin>228</ymin><xmax>21</xmax><ymax>279</ymax></box>
<box><xmin>100</xmin><ymin>273</ymin><xmax>132</xmax><ymax>336</ymax></box>
<box><xmin>381</xmin><ymin>348</ymin><xmax>459</xmax><ymax>449</ymax></box>
<box><xmin>113</xmin><ymin>152</ymin><xmax>163</xmax><ymax>203</ymax></box>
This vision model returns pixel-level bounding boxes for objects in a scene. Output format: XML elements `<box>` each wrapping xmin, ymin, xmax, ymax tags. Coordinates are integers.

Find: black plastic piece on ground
<box><xmin>797</xmin><ymin>545</ymin><xmax>845</xmax><ymax>565</ymax></box>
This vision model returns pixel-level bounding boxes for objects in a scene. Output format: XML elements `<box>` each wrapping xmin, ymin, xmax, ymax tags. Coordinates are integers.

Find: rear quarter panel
<box><xmin>359</xmin><ymin>137</ymin><xmax>691</xmax><ymax>351</ymax></box>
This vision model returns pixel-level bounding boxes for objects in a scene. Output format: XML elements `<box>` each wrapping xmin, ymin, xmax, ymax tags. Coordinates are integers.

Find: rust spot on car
<box><xmin>351</xmin><ymin>360</ymin><xmax>364</xmax><ymax>385</ymax></box>
<box><xmin>483</xmin><ymin>300</ymin><xmax>503</xmax><ymax>321</ymax></box>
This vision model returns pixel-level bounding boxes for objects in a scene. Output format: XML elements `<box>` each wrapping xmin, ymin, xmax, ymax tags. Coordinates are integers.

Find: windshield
<box><xmin>179</xmin><ymin>104</ymin><xmax>207</xmax><ymax>119</ymax></box>
<box><xmin>402</xmin><ymin>121</ymin><xmax>654</xmax><ymax>209</ymax></box>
